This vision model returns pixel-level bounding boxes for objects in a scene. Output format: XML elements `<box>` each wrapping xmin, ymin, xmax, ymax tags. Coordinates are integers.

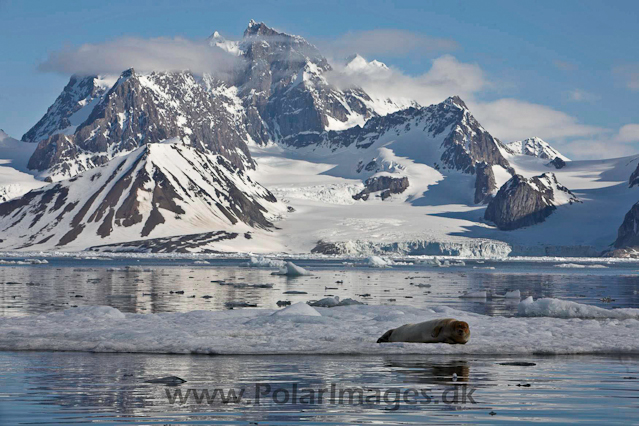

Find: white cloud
<box><xmin>328</xmin><ymin>54</ymin><xmax>486</xmax><ymax>107</ymax></box>
<box><xmin>613</xmin><ymin>64</ymin><xmax>639</xmax><ymax>91</ymax></box>
<box><xmin>550</xmin><ymin>124</ymin><xmax>639</xmax><ymax>160</ymax></box>
<box><xmin>560</xmin><ymin>139</ymin><xmax>638</xmax><ymax>160</ymax></box>
<box><xmin>565</xmin><ymin>89</ymin><xmax>599</xmax><ymax>103</ymax></box>
<box><xmin>38</xmin><ymin>36</ymin><xmax>244</xmax><ymax>80</ymax></box>
<box><xmin>467</xmin><ymin>98</ymin><xmax>605</xmax><ymax>142</ymax></box>
<box><xmin>320</xmin><ymin>29</ymin><xmax>458</xmax><ymax>59</ymax></box>
<box><xmin>615</xmin><ymin>124</ymin><xmax>639</xmax><ymax>143</ymax></box>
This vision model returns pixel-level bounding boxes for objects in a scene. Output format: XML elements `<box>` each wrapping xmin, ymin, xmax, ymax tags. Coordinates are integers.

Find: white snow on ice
<box><xmin>1</xmin><ymin>300</ymin><xmax>638</xmax><ymax>355</ymax></box>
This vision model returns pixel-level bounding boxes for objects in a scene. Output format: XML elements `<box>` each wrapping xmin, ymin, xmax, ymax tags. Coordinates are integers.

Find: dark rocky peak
<box><xmin>22</xmin><ymin>74</ymin><xmax>113</xmax><ymax>143</ymax></box>
<box><xmin>548</xmin><ymin>156</ymin><xmax>566</xmax><ymax>169</ymax></box>
<box><xmin>239</xmin><ymin>20</ymin><xmax>329</xmax><ymax>88</ymax></box>
<box><xmin>613</xmin><ymin>201</ymin><xmax>639</xmax><ymax>250</ymax></box>
<box><xmin>485</xmin><ymin>172</ymin><xmax>578</xmax><ymax>230</ymax></box>
<box><xmin>301</xmin><ymin>96</ymin><xmax>511</xmax><ymax>175</ymax></box>
<box><xmin>443</xmin><ymin>95</ymin><xmax>469</xmax><ymax>111</ymax></box>
<box><xmin>28</xmin><ymin>68</ymin><xmax>255</xmax><ymax>180</ymax></box>
<box><xmin>629</xmin><ymin>162</ymin><xmax>639</xmax><ymax>187</ymax></box>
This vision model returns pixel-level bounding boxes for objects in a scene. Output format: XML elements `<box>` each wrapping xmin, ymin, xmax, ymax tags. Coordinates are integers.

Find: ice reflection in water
<box><xmin>0</xmin><ymin>258</ymin><xmax>638</xmax><ymax>317</ymax></box>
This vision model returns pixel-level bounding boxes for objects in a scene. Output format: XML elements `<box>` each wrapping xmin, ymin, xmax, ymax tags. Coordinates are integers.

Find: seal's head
<box><xmin>451</xmin><ymin>321</ymin><xmax>470</xmax><ymax>344</ymax></box>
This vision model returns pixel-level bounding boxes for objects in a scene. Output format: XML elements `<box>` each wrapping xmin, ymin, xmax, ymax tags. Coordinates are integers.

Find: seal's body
<box><xmin>377</xmin><ymin>318</ymin><xmax>470</xmax><ymax>344</ymax></box>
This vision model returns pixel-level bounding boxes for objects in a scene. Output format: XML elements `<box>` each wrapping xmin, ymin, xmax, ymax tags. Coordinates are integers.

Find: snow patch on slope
<box><xmin>506</xmin><ymin>137</ymin><xmax>570</xmax><ymax>161</ymax></box>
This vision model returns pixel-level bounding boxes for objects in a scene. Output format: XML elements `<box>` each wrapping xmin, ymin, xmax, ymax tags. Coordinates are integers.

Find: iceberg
<box><xmin>518</xmin><ymin>297</ymin><xmax>639</xmax><ymax>319</ymax></box>
<box><xmin>271</xmin><ymin>261</ymin><xmax>313</xmax><ymax>276</ymax></box>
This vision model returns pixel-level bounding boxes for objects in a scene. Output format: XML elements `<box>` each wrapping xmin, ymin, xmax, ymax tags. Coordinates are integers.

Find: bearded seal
<box><xmin>377</xmin><ymin>318</ymin><xmax>470</xmax><ymax>344</ymax></box>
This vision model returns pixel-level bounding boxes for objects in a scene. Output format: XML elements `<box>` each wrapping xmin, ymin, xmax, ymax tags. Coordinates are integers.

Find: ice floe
<box><xmin>271</xmin><ymin>302</ymin><xmax>321</xmax><ymax>317</ymax></box>
<box><xmin>518</xmin><ymin>297</ymin><xmax>639</xmax><ymax>319</ymax></box>
<box><xmin>271</xmin><ymin>261</ymin><xmax>313</xmax><ymax>276</ymax></box>
<box><xmin>554</xmin><ymin>263</ymin><xmax>608</xmax><ymax>269</ymax></box>
<box><xmin>2</xmin><ymin>300</ymin><xmax>638</xmax><ymax>355</ymax></box>
<box><xmin>245</xmin><ymin>256</ymin><xmax>286</xmax><ymax>268</ymax></box>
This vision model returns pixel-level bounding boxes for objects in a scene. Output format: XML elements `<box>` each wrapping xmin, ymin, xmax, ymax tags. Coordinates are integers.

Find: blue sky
<box><xmin>1</xmin><ymin>0</ymin><xmax>637</xmax><ymax>158</ymax></box>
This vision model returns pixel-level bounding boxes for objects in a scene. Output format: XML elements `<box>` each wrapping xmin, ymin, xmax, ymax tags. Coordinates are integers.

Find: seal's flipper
<box><xmin>377</xmin><ymin>329</ymin><xmax>394</xmax><ymax>343</ymax></box>
<box><xmin>431</xmin><ymin>325</ymin><xmax>443</xmax><ymax>338</ymax></box>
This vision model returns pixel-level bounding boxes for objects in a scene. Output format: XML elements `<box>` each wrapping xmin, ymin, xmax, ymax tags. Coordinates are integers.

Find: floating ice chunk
<box><xmin>193</xmin><ymin>260</ymin><xmax>210</xmax><ymax>265</ymax></box>
<box><xmin>271</xmin><ymin>261</ymin><xmax>313</xmax><ymax>276</ymax></box>
<box><xmin>555</xmin><ymin>263</ymin><xmax>607</xmax><ymax>269</ymax></box>
<box><xmin>365</xmin><ymin>256</ymin><xmax>393</xmax><ymax>268</ymax></box>
<box><xmin>310</xmin><ymin>296</ymin><xmax>340</xmax><ymax>307</ymax></box>
<box><xmin>246</xmin><ymin>256</ymin><xmax>286</xmax><ymax>268</ymax></box>
<box><xmin>459</xmin><ymin>291</ymin><xmax>487</xmax><ymax>299</ymax></box>
<box><xmin>271</xmin><ymin>302</ymin><xmax>321</xmax><ymax>317</ymax></box>
<box><xmin>518</xmin><ymin>297</ymin><xmax>639</xmax><ymax>319</ymax></box>
<box><xmin>24</xmin><ymin>258</ymin><xmax>49</xmax><ymax>264</ymax></box>
<box><xmin>505</xmin><ymin>290</ymin><xmax>521</xmax><ymax>299</ymax></box>
<box><xmin>309</xmin><ymin>296</ymin><xmax>364</xmax><ymax>307</ymax></box>
<box><xmin>0</xmin><ymin>258</ymin><xmax>49</xmax><ymax>265</ymax></box>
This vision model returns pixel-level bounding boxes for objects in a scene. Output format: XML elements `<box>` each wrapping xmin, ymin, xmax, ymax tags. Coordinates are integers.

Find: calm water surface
<box><xmin>0</xmin><ymin>257</ymin><xmax>638</xmax><ymax>424</ymax></box>
<box><xmin>0</xmin><ymin>352</ymin><xmax>637</xmax><ymax>425</ymax></box>
<box><xmin>0</xmin><ymin>257</ymin><xmax>638</xmax><ymax>317</ymax></box>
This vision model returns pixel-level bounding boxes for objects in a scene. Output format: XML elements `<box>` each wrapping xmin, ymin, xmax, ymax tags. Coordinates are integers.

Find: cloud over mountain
<box><xmin>38</xmin><ymin>36</ymin><xmax>244</xmax><ymax>80</ymax></box>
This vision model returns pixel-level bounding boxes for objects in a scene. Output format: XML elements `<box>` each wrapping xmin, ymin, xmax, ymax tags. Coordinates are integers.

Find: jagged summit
<box><xmin>22</xmin><ymin>74</ymin><xmax>115</xmax><ymax>143</ymax></box>
<box><xmin>506</xmin><ymin>137</ymin><xmax>569</xmax><ymax>161</ymax></box>
<box><xmin>443</xmin><ymin>95</ymin><xmax>469</xmax><ymax>111</ymax></box>
<box><xmin>27</xmin><ymin>68</ymin><xmax>254</xmax><ymax>180</ymax></box>
<box><xmin>243</xmin><ymin>19</ymin><xmax>273</xmax><ymax>37</ymax></box>
<box><xmin>344</xmin><ymin>54</ymin><xmax>390</xmax><ymax>74</ymax></box>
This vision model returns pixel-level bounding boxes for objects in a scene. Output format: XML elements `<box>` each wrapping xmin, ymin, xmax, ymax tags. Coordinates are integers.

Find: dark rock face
<box><xmin>88</xmin><ymin>231</ymin><xmax>239</xmax><ymax>253</ymax></box>
<box><xmin>474</xmin><ymin>162</ymin><xmax>496</xmax><ymax>204</ymax></box>
<box><xmin>485</xmin><ymin>173</ymin><xmax>577</xmax><ymax>230</ymax></box>
<box><xmin>548</xmin><ymin>157</ymin><xmax>566</xmax><ymax>169</ymax></box>
<box><xmin>629</xmin><ymin>163</ymin><xmax>639</xmax><ymax>187</ymax></box>
<box><xmin>353</xmin><ymin>176</ymin><xmax>409</xmax><ymax>201</ymax></box>
<box><xmin>302</xmin><ymin>96</ymin><xmax>512</xmax><ymax>176</ymax></box>
<box><xmin>235</xmin><ymin>20</ymin><xmax>378</xmax><ymax>143</ymax></box>
<box><xmin>613</xmin><ymin>202</ymin><xmax>639</xmax><ymax>249</ymax></box>
<box><xmin>28</xmin><ymin>70</ymin><xmax>254</xmax><ymax>179</ymax></box>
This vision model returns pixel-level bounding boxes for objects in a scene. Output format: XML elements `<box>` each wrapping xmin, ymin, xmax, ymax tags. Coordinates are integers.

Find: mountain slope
<box><xmin>0</xmin><ymin>130</ymin><xmax>45</xmax><ymax>202</ymax></box>
<box><xmin>22</xmin><ymin>75</ymin><xmax>116</xmax><ymax>143</ymax></box>
<box><xmin>506</xmin><ymin>137</ymin><xmax>570</xmax><ymax>161</ymax></box>
<box><xmin>0</xmin><ymin>143</ymin><xmax>285</xmax><ymax>251</ymax></box>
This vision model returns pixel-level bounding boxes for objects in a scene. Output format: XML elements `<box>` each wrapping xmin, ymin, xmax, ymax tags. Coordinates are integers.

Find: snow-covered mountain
<box><xmin>0</xmin><ymin>143</ymin><xmax>285</xmax><ymax>251</ymax></box>
<box><xmin>0</xmin><ymin>130</ymin><xmax>45</xmax><ymax>202</ymax></box>
<box><xmin>2</xmin><ymin>20</ymin><xmax>638</xmax><ymax>256</ymax></box>
<box><xmin>26</xmin><ymin>69</ymin><xmax>255</xmax><ymax>181</ymax></box>
<box><xmin>506</xmin><ymin>137</ymin><xmax>570</xmax><ymax>161</ymax></box>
